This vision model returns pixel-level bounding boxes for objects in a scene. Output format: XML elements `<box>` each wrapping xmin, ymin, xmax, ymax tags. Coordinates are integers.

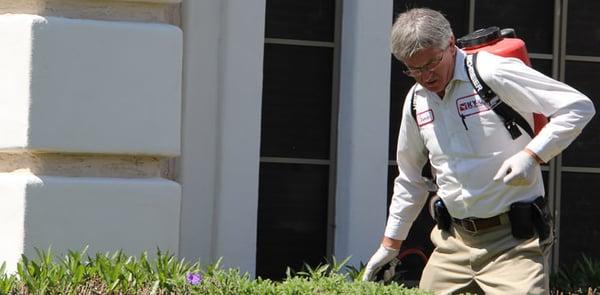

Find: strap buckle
<box><xmin>505</xmin><ymin>119</ymin><xmax>523</xmax><ymax>139</ymax></box>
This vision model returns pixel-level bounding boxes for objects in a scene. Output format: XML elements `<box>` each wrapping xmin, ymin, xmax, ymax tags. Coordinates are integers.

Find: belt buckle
<box><xmin>460</xmin><ymin>218</ymin><xmax>478</xmax><ymax>233</ymax></box>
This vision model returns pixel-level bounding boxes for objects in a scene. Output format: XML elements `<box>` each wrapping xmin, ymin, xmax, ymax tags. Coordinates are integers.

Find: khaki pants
<box><xmin>419</xmin><ymin>217</ymin><xmax>552</xmax><ymax>295</ymax></box>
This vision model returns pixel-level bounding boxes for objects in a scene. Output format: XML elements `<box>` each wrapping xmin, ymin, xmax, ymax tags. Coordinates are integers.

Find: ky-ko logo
<box><xmin>457</xmin><ymin>93</ymin><xmax>490</xmax><ymax>117</ymax></box>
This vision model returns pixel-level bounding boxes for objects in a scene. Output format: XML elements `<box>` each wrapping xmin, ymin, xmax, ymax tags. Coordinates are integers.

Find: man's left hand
<box><xmin>493</xmin><ymin>150</ymin><xmax>539</xmax><ymax>186</ymax></box>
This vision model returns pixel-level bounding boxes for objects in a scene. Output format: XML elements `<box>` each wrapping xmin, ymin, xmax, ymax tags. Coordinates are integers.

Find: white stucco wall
<box><xmin>0</xmin><ymin>175</ymin><xmax>26</xmax><ymax>270</ymax></box>
<box><xmin>0</xmin><ymin>14</ymin><xmax>182</xmax><ymax>156</ymax></box>
<box><xmin>0</xmin><ymin>174</ymin><xmax>180</xmax><ymax>271</ymax></box>
<box><xmin>336</xmin><ymin>0</ymin><xmax>394</xmax><ymax>266</ymax></box>
<box><xmin>0</xmin><ymin>0</ymin><xmax>181</xmax><ymax>25</ymax></box>
<box><xmin>23</xmin><ymin>176</ymin><xmax>181</xmax><ymax>255</ymax></box>
<box><xmin>0</xmin><ymin>15</ymin><xmax>33</xmax><ymax>147</ymax></box>
<box><xmin>0</xmin><ymin>13</ymin><xmax>183</xmax><ymax>271</ymax></box>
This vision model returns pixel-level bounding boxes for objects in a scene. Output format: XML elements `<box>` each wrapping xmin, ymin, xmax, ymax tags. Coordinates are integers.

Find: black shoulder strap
<box><xmin>409</xmin><ymin>83</ymin><xmax>419</xmax><ymax>124</ymax></box>
<box><xmin>465</xmin><ymin>53</ymin><xmax>496</xmax><ymax>101</ymax></box>
<box><xmin>464</xmin><ymin>53</ymin><xmax>534</xmax><ymax>139</ymax></box>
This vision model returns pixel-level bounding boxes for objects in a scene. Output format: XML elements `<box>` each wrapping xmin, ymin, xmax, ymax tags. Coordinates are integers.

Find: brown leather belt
<box><xmin>452</xmin><ymin>214</ymin><xmax>505</xmax><ymax>234</ymax></box>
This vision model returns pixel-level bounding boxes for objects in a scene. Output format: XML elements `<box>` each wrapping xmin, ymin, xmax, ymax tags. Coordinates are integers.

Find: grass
<box><xmin>0</xmin><ymin>248</ymin><xmax>432</xmax><ymax>295</ymax></box>
<box><xmin>5</xmin><ymin>247</ymin><xmax>598</xmax><ymax>294</ymax></box>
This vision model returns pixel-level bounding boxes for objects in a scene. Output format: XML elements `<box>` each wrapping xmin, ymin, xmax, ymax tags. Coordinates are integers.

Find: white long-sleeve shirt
<box><xmin>385</xmin><ymin>49</ymin><xmax>595</xmax><ymax>241</ymax></box>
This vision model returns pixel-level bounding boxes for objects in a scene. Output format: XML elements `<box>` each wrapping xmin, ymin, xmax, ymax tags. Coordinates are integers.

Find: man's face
<box><xmin>403</xmin><ymin>40</ymin><xmax>456</xmax><ymax>95</ymax></box>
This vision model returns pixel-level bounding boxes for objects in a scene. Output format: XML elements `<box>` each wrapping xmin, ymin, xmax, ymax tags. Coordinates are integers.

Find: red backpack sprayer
<box><xmin>457</xmin><ymin>26</ymin><xmax>548</xmax><ymax>136</ymax></box>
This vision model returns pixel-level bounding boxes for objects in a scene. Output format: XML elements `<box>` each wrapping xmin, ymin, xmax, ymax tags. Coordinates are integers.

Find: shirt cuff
<box><xmin>525</xmin><ymin>131</ymin><xmax>558</xmax><ymax>164</ymax></box>
<box><xmin>384</xmin><ymin>221</ymin><xmax>411</xmax><ymax>241</ymax></box>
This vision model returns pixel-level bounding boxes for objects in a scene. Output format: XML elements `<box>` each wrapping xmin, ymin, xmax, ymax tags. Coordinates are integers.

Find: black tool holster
<box><xmin>432</xmin><ymin>199</ymin><xmax>452</xmax><ymax>232</ymax></box>
<box><xmin>508</xmin><ymin>196</ymin><xmax>553</xmax><ymax>242</ymax></box>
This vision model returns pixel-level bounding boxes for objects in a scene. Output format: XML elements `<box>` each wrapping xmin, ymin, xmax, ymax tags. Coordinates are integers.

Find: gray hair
<box><xmin>390</xmin><ymin>8</ymin><xmax>453</xmax><ymax>61</ymax></box>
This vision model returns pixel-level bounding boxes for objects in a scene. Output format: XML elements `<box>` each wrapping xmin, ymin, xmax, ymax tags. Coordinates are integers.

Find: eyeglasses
<box><xmin>402</xmin><ymin>48</ymin><xmax>448</xmax><ymax>77</ymax></box>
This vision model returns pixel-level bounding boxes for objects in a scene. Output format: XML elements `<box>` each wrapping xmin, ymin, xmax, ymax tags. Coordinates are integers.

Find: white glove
<box><xmin>493</xmin><ymin>150</ymin><xmax>539</xmax><ymax>186</ymax></box>
<box><xmin>362</xmin><ymin>245</ymin><xmax>399</xmax><ymax>281</ymax></box>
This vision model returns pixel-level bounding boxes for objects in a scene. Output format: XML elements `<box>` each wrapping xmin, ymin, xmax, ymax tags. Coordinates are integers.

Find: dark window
<box><xmin>530</xmin><ymin>58</ymin><xmax>553</xmax><ymax>77</ymax></box>
<box><xmin>474</xmin><ymin>0</ymin><xmax>554</xmax><ymax>54</ymax></box>
<box><xmin>261</xmin><ymin>44</ymin><xmax>333</xmax><ymax>159</ymax></box>
<box><xmin>387</xmin><ymin>165</ymin><xmax>397</xmax><ymax>210</ymax></box>
<box><xmin>567</xmin><ymin>1</ymin><xmax>600</xmax><ymax>56</ymax></box>
<box><xmin>265</xmin><ymin>0</ymin><xmax>335</xmax><ymax>42</ymax></box>
<box><xmin>259</xmin><ymin>0</ymin><xmax>336</xmax><ymax>281</ymax></box>
<box><xmin>562</xmin><ymin>61</ymin><xmax>600</xmax><ymax>167</ymax></box>
<box><xmin>393</xmin><ymin>1</ymin><xmax>470</xmax><ymax>38</ymax></box>
<box><xmin>256</xmin><ymin>163</ymin><xmax>329</xmax><ymax>280</ymax></box>
<box><xmin>559</xmin><ymin>172</ymin><xmax>600</xmax><ymax>268</ymax></box>
<box><xmin>389</xmin><ymin>57</ymin><xmax>415</xmax><ymax>159</ymax></box>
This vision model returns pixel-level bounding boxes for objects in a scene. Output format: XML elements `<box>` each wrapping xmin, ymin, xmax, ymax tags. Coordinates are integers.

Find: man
<box><xmin>362</xmin><ymin>7</ymin><xmax>595</xmax><ymax>294</ymax></box>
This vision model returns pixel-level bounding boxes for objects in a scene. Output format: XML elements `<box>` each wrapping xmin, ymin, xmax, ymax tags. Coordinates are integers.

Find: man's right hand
<box><xmin>362</xmin><ymin>244</ymin><xmax>400</xmax><ymax>281</ymax></box>
<box><xmin>493</xmin><ymin>149</ymin><xmax>540</xmax><ymax>186</ymax></box>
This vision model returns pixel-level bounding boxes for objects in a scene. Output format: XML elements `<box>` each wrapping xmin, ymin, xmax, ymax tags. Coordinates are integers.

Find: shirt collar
<box><xmin>453</xmin><ymin>48</ymin><xmax>470</xmax><ymax>83</ymax></box>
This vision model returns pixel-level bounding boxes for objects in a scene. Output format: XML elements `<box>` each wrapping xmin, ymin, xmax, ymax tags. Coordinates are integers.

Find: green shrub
<box><xmin>551</xmin><ymin>254</ymin><xmax>600</xmax><ymax>295</ymax></box>
<box><xmin>0</xmin><ymin>248</ymin><xmax>432</xmax><ymax>295</ymax></box>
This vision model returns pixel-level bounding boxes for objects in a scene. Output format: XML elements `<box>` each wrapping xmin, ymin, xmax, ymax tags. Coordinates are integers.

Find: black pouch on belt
<box><xmin>532</xmin><ymin>196</ymin><xmax>552</xmax><ymax>242</ymax></box>
<box><xmin>433</xmin><ymin>199</ymin><xmax>452</xmax><ymax>232</ymax></box>
<box><xmin>508</xmin><ymin>201</ymin><xmax>536</xmax><ymax>239</ymax></box>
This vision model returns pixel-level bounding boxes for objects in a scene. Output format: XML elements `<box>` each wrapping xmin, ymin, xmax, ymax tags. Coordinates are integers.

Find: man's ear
<box><xmin>448</xmin><ymin>36</ymin><xmax>457</xmax><ymax>55</ymax></box>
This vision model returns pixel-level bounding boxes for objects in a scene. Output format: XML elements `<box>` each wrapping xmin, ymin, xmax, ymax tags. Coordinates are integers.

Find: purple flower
<box><xmin>186</xmin><ymin>272</ymin><xmax>202</xmax><ymax>285</ymax></box>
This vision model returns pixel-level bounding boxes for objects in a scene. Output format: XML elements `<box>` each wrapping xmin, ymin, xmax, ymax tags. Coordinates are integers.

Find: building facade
<box><xmin>0</xmin><ymin>0</ymin><xmax>597</xmax><ymax>280</ymax></box>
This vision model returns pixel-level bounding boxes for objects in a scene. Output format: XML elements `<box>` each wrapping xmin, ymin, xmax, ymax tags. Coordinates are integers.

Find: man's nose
<box><xmin>421</xmin><ymin>69</ymin><xmax>435</xmax><ymax>80</ymax></box>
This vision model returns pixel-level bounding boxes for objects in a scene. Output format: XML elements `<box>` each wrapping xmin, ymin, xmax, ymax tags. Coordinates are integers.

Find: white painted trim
<box><xmin>180</xmin><ymin>0</ymin><xmax>265</xmax><ymax>276</ymax></box>
<box><xmin>265</xmin><ymin>38</ymin><xmax>335</xmax><ymax>48</ymax></box>
<box><xmin>468</xmin><ymin>0</ymin><xmax>475</xmax><ymax>33</ymax></box>
<box><xmin>179</xmin><ymin>0</ymin><xmax>220</xmax><ymax>265</ymax></box>
<box><xmin>561</xmin><ymin>166</ymin><xmax>600</xmax><ymax>173</ymax></box>
<box><xmin>213</xmin><ymin>0</ymin><xmax>265</xmax><ymax>276</ymax></box>
<box><xmin>335</xmin><ymin>0</ymin><xmax>393</xmax><ymax>266</ymax></box>
<box><xmin>565</xmin><ymin>55</ymin><xmax>600</xmax><ymax>63</ymax></box>
<box><xmin>529</xmin><ymin>53</ymin><xmax>553</xmax><ymax>60</ymax></box>
<box><xmin>260</xmin><ymin>157</ymin><xmax>331</xmax><ymax>165</ymax></box>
